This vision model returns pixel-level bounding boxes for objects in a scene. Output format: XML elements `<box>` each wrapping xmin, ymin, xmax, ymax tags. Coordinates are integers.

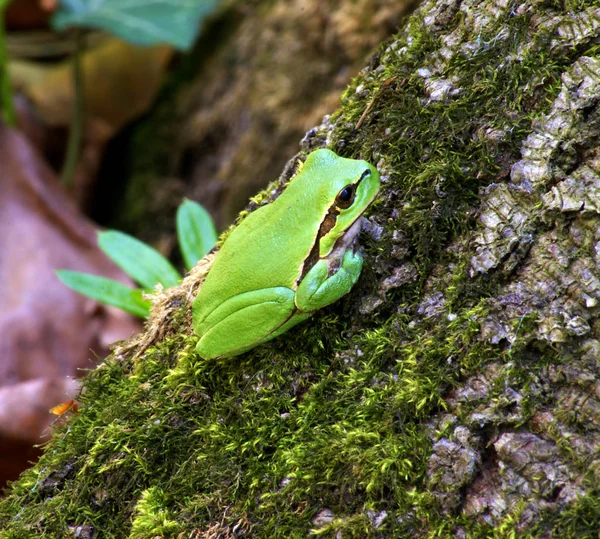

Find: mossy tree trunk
<box><xmin>2</xmin><ymin>1</ymin><xmax>600</xmax><ymax>537</ymax></box>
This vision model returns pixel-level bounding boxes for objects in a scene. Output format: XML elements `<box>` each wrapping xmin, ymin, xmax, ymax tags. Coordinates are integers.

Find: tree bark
<box><xmin>2</xmin><ymin>0</ymin><xmax>600</xmax><ymax>537</ymax></box>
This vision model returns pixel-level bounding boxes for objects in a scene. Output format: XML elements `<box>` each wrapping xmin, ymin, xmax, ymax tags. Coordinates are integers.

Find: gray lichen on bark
<box><xmin>417</xmin><ymin>9</ymin><xmax>600</xmax><ymax>533</ymax></box>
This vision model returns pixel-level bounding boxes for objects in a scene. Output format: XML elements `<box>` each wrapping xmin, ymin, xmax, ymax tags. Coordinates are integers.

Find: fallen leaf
<box><xmin>25</xmin><ymin>38</ymin><xmax>173</xmax><ymax>133</ymax></box>
<box><xmin>0</xmin><ymin>125</ymin><xmax>140</xmax><ymax>453</ymax></box>
<box><xmin>11</xmin><ymin>37</ymin><xmax>174</xmax><ymax>206</ymax></box>
<box><xmin>50</xmin><ymin>398</ymin><xmax>78</xmax><ymax>415</ymax></box>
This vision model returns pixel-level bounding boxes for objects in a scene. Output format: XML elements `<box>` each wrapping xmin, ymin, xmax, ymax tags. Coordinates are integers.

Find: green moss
<box><xmin>537</xmin><ymin>487</ymin><xmax>600</xmax><ymax>537</ymax></box>
<box><xmin>334</xmin><ymin>11</ymin><xmax>564</xmax><ymax>285</ymax></box>
<box><xmin>456</xmin><ymin>501</ymin><xmax>526</xmax><ymax>538</ymax></box>
<box><xmin>128</xmin><ymin>487</ymin><xmax>180</xmax><ymax>538</ymax></box>
<box><xmin>545</xmin><ymin>0</ymin><xmax>600</xmax><ymax>10</ymax></box>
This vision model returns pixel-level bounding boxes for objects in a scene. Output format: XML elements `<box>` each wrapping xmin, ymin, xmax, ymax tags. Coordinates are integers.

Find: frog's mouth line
<box><xmin>325</xmin><ymin>217</ymin><xmax>362</xmax><ymax>275</ymax></box>
<box><xmin>332</xmin><ymin>216</ymin><xmax>363</xmax><ymax>255</ymax></box>
<box><xmin>298</xmin><ymin>213</ymin><xmax>362</xmax><ymax>283</ymax></box>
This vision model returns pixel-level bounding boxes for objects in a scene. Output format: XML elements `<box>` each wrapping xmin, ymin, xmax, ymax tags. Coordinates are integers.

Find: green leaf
<box><xmin>52</xmin><ymin>0</ymin><xmax>220</xmax><ymax>50</ymax></box>
<box><xmin>176</xmin><ymin>199</ymin><xmax>217</xmax><ymax>270</ymax></box>
<box><xmin>56</xmin><ymin>270</ymin><xmax>151</xmax><ymax>318</ymax></box>
<box><xmin>98</xmin><ymin>230</ymin><xmax>181</xmax><ymax>289</ymax></box>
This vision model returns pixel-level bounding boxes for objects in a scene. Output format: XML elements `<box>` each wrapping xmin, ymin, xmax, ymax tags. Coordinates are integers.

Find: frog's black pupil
<box><xmin>336</xmin><ymin>184</ymin><xmax>355</xmax><ymax>209</ymax></box>
<box><xmin>339</xmin><ymin>188</ymin><xmax>352</xmax><ymax>201</ymax></box>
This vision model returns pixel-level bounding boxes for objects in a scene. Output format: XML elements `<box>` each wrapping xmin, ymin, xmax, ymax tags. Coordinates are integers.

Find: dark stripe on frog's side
<box><xmin>298</xmin><ymin>204</ymin><xmax>340</xmax><ymax>282</ymax></box>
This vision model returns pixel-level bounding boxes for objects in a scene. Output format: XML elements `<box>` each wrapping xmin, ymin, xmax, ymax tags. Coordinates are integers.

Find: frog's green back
<box><xmin>193</xmin><ymin>149</ymin><xmax>378</xmax><ymax>332</ymax></box>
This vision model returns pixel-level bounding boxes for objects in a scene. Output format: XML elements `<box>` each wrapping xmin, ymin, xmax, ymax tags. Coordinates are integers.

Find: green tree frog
<box><xmin>193</xmin><ymin>148</ymin><xmax>380</xmax><ymax>359</ymax></box>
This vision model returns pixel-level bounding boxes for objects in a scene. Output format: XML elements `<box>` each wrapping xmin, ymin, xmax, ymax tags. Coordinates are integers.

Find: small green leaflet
<box><xmin>98</xmin><ymin>230</ymin><xmax>181</xmax><ymax>290</ymax></box>
<box><xmin>56</xmin><ymin>200</ymin><xmax>216</xmax><ymax>318</ymax></box>
<box><xmin>52</xmin><ymin>0</ymin><xmax>221</xmax><ymax>50</ymax></box>
<box><xmin>56</xmin><ymin>271</ymin><xmax>151</xmax><ymax>318</ymax></box>
<box><xmin>177</xmin><ymin>199</ymin><xmax>217</xmax><ymax>270</ymax></box>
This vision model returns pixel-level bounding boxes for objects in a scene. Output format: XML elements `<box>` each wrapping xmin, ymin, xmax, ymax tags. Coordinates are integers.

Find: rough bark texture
<box><xmin>2</xmin><ymin>0</ymin><xmax>600</xmax><ymax>537</ymax></box>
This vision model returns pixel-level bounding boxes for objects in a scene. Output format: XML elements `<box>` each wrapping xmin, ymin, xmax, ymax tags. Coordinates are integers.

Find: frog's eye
<box><xmin>336</xmin><ymin>184</ymin><xmax>356</xmax><ymax>209</ymax></box>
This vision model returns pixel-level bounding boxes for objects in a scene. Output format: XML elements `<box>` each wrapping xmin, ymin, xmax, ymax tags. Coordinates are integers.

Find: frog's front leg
<box><xmin>295</xmin><ymin>250</ymin><xmax>363</xmax><ymax>312</ymax></box>
<box><xmin>196</xmin><ymin>287</ymin><xmax>296</xmax><ymax>359</ymax></box>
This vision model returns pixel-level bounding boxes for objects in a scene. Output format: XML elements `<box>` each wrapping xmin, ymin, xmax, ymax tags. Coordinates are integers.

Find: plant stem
<box><xmin>61</xmin><ymin>29</ymin><xmax>85</xmax><ymax>189</ymax></box>
<box><xmin>0</xmin><ymin>4</ymin><xmax>16</xmax><ymax>127</ymax></box>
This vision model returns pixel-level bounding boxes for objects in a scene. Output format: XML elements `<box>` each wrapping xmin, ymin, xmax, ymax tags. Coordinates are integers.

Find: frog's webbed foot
<box><xmin>295</xmin><ymin>250</ymin><xmax>363</xmax><ymax>312</ymax></box>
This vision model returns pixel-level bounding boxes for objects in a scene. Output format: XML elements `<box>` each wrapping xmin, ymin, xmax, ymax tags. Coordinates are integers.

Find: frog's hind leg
<box><xmin>262</xmin><ymin>311</ymin><xmax>312</xmax><ymax>342</ymax></box>
<box><xmin>196</xmin><ymin>287</ymin><xmax>296</xmax><ymax>359</ymax></box>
